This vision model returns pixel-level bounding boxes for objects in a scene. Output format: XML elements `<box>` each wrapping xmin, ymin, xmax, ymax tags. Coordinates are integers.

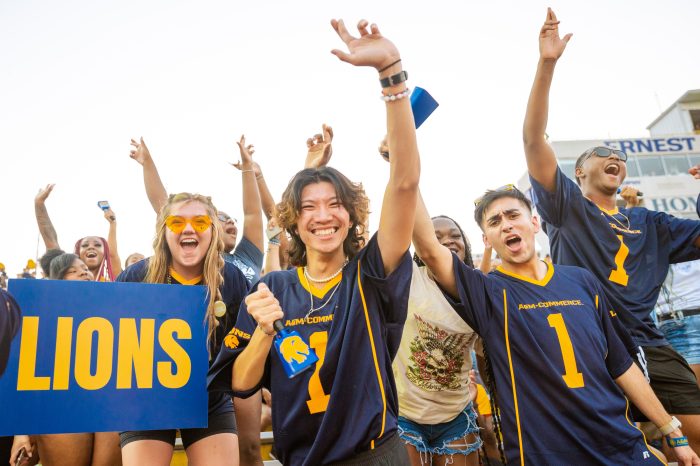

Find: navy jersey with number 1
<box><xmin>208</xmin><ymin>234</ymin><xmax>413</xmax><ymax>466</ymax></box>
<box><xmin>531</xmin><ymin>168</ymin><xmax>700</xmax><ymax>346</ymax></box>
<box><xmin>445</xmin><ymin>255</ymin><xmax>663</xmax><ymax>465</ymax></box>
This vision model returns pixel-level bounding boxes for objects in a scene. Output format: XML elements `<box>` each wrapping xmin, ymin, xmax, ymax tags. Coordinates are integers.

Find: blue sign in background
<box><xmin>0</xmin><ymin>279</ymin><xmax>209</xmax><ymax>435</ymax></box>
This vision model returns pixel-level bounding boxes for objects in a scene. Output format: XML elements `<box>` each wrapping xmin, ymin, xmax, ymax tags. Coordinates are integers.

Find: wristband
<box><xmin>380</xmin><ymin>70</ymin><xmax>408</xmax><ymax>88</ymax></box>
<box><xmin>659</xmin><ymin>416</ymin><xmax>682</xmax><ymax>436</ymax></box>
<box><xmin>381</xmin><ymin>88</ymin><xmax>410</xmax><ymax>102</ymax></box>
<box><xmin>268</xmin><ymin>237</ymin><xmax>281</xmax><ymax>246</ymax></box>
<box><xmin>666</xmin><ymin>436</ymin><xmax>689</xmax><ymax>448</ymax></box>
<box><xmin>378</xmin><ymin>59</ymin><xmax>401</xmax><ymax>73</ymax></box>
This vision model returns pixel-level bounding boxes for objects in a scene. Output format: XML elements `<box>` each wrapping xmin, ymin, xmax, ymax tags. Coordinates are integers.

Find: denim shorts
<box><xmin>659</xmin><ymin>313</ymin><xmax>700</xmax><ymax>365</ymax></box>
<box><xmin>398</xmin><ymin>403</ymin><xmax>482</xmax><ymax>460</ymax></box>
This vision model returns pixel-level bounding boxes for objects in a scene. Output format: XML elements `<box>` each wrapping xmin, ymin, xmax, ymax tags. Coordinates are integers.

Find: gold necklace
<box><xmin>599</xmin><ymin>209</ymin><xmax>631</xmax><ymax>230</ymax></box>
<box><xmin>303</xmin><ymin>260</ymin><xmax>347</xmax><ymax>319</ymax></box>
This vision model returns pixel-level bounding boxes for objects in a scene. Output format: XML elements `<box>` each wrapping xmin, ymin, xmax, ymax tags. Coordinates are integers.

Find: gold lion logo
<box><xmin>224</xmin><ymin>334</ymin><xmax>240</xmax><ymax>350</ymax></box>
<box><xmin>279</xmin><ymin>335</ymin><xmax>310</xmax><ymax>364</ymax></box>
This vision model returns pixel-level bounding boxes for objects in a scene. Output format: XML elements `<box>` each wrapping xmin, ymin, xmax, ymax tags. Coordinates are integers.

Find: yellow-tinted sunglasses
<box><xmin>165</xmin><ymin>215</ymin><xmax>212</xmax><ymax>234</ymax></box>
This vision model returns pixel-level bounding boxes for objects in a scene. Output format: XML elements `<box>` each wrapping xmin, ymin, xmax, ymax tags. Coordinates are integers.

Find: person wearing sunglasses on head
<box><xmin>129</xmin><ymin>135</ymin><xmax>269</xmax><ymax>286</ymax></box>
<box><xmin>412</xmin><ymin>181</ymin><xmax>699</xmax><ymax>465</ymax></box>
<box><xmin>523</xmin><ymin>8</ymin><xmax>700</xmax><ymax>459</ymax></box>
<box><xmin>116</xmin><ymin>193</ymin><xmax>250</xmax><ymax>466</ymax></box>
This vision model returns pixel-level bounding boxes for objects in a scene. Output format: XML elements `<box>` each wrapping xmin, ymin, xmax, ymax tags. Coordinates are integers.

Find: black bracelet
<box><xmin>380</xmin><ymin>70</ymin><xmax>408</xmax><ymax>89</ymax></box>
<box><xmin>378</xmin><ymin>59</ymin><xmax>401</xmax><ymax>73</ymax></box>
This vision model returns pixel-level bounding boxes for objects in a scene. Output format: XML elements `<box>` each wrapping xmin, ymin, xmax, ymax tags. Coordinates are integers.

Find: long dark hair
<box><xmin>276</xmin><ymin>167</ymin><xmax>369</xmax><ymax>267</ymax></box>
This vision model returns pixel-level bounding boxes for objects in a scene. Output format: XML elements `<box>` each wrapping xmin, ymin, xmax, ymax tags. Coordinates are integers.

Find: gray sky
<box><xmin>1</xmin><ymin>0</ymin><xmax>698</xmax><ymax>274</ymax></box>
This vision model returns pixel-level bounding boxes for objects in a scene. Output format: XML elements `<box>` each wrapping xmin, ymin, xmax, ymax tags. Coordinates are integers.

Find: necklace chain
<box><xmin>303</xmin><ymin>260</ymin><xmax>348</xmax><ymax>319</ymax></box>
<box><xmin>600</xmin><ymin>209</ymin><xmax>630</xmax><ymax>230</ymax></box>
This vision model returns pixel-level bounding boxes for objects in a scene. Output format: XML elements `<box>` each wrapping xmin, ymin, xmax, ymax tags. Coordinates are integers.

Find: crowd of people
<box><xmin>2</xmin><ymin>9</ymin><xmax>700</xmax><ymax>466</ymax></box>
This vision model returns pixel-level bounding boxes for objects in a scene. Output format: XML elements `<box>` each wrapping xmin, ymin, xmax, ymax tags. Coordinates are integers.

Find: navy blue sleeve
<box><xmin>529</xmin><ymin>166</ymin><xmax>582</xmax><ymax>227</ymax></box>
<box><xmin>593</xmin><ymin>281</ymin><xmax>634</xmax><ymax>379</ymax></box>
<box><xmin>650</xmin><ymin>210</ymin><xmax>700</xmax><ymax>264</ymax></box>
<box><xmin>441</xmin><ymin>254</ymin><xmax>493</xmax><ymax>336</ymax></box>
<box><xmin>0</xmin><ymin>289</ymin><xmax>21</xmax><ymax>377</ymax></box>
<box><xmin>208</xmin><ymin>280</ymin><xmax>269</xmax><ymax>398</ymax></box>
<box><xmin>357</xmin><ymin>233</ymin><xmax>413</xmax><ymax>325</ymax></box>
<box><xmin>115</xmin><ymin>259</ymin><xmax>148</xmax><ymax>283</ymax></box>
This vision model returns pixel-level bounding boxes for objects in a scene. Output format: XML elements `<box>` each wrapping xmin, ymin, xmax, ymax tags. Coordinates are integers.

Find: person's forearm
<box><xmin>107</xmin><ymin>221</ymin><xmax>122</xmax><ymax>276</ymax></box>
<box><xmin>263</xmin><ymin>244</ymin><xmax>281</xmax><ymax>275</ymax></box>
<box><xmin>232</xmin><ymin>329</ymin><xmax>274</xmax><ymax>392</ymax></box>
<box><xmin>523</xmin><ymin>59</ymin><xmax>556</xmax><ymax>149</ymax></box>
<box><xmin>240</xmin><ymin>167</ymin><xmax>265</xmax><ymax>251</ymax></box>
<box><xmin>256</xmin><ymin>173</ymin><xmax>277</xmax><ymax>220</ymax></box>
<box><xmin>142</xmin><ymin>158</ymin><xmax>168</xmax><ymax>214</ymax></box>
<box><xmin>34</xmin><ymin>202</ymin><xmax>60</xmax><ymax>250</ymax></box>
<box><xmin>615</xmin><ymin>364</ymin><xmax>675</xmax><ymax>430</ymax></box>
<box><xmin>480</xmin><ymin>247</ymin><xmax>493</xmax><ymax>273</ymax></box>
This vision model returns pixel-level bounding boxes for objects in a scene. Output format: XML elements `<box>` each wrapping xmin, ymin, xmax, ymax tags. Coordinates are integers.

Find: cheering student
<box><xmin>34</xmin><ymin>184</ymin><xmax>122</xmax><ymax>281</ymax></box>
<box><xmin>209</xmin><ymin>18</ymin><xmax>420</xmax><ymax>465</ymax></box>
<box><xmin>117</xmin><ymin>193</ymin><xmax>249</xmax><ymax>466</ymax></box>
<box><xmin>522</xmin><ymin>7</ymin><xmax>700</xmax><ymax>456</ymax></box>
<box><xmin>411</xmin><ymin>184</ymin><xmax>699</xmax><ymax>465</ymax></box>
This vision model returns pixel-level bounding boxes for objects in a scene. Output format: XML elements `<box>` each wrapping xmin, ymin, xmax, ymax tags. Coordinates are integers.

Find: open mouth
<box><xmin>85</xmin><ymin>251</ymin><xmax>98</xmax><ymax>259</ymax></box>
<box><xmin>180</xmin><ymin>238</ymin><xmax>199</xmax><ymax>250</ymax></box>
<box><xmin>604</xmin><ymin>164</ymin><xmax>620</xmax><ymax>176</ymax></box>
<box><xmin>505</xmin><ymin>235</ymin><xmax>522</xmax><ymax>249</ymax></box>
<box><xmin>312</xmin><ymin>227</ymin><xmax>338</xmax><ymax>237</ymax></box>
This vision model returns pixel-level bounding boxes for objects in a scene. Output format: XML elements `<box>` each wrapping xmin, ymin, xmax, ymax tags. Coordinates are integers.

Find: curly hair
<box><xmin>276</xmin><ymin>167</ymin><xmax>369</xmax><ymax>267</ymax></box>
<box><xmin>145</xmin><ymin>193</ymin><xmax>225</xmax><ymax>349</ymax></box>
<box><xmin>413</xmin><ymin>215</ymin><xmax>474</xmax><ymax>268</ymax></box>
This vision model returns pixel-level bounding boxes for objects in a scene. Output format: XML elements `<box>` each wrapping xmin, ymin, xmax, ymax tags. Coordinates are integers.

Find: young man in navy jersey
<box><xmin>523</xmin><ymin>8</ymin><xmax>700</xmax><ymax>456</ymax></box>
<box><xmin>411</xmin><ymin>185</ymin><xmax>699</xmax><ymax>465</ymax></box>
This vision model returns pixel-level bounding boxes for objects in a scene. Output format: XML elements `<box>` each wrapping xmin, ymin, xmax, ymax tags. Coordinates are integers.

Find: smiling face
<box><xmin>296</xmin><ymin>181</ymin><xmax>350</xmax><ymax>260</ymax></box>
<box><xmin>78</xmin><ymin>236</ymin><xmax>105</xmax><ymax>271</ymax></box>
<box><xmin>433</xmin><ymin>217</ymin><xmax>466</xmax><ymax>262</ymax></box>
<box><xmin>480</xmin><ymin>197</ymin><xmax>539</xmax><ymax>266</ymax></box>
<box><xmin>63</xmin><ymin>258</ymin><xmax>94</xmax><ymax>281</ymax></box>
<box><xmin>165</xmin><ymin>201</ymin><xmax>213</xmax><ymax>276</ymax></box>
<box><xmin>217</xmin><ymin>211</ymin><xmax>238</xmax><ymax>252</ymax></box>
<box><xmin>576</xmin><ymin>151</ymin><xmax>627</xmax><ymax>196</ymax></box>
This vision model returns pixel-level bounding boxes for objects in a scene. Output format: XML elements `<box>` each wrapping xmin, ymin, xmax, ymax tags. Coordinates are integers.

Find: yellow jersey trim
<box><xmin>297</xmin><ymin>267</ymin><xmax>343</xmax><ymax>299</ymax></box>
<box><xmin>597</xmin><ymin>205</ymin><xmax>620</xmax><ymax>215</ymax></box>
<box><xmin>623</xmin><ymin>397</ymin><xmax>667</xmax><ymax>465</ymax></box>
<box><xmin>168</xmin><ymin>267</ymin><xmax>202</xmax><ymax>285</ymax></box>
<box><xmin>503</xmin><ymin>289</ymin><xmax>525</xmax><ymax>465</ymax></box>
<box><xmin>357</xmin><ymin>261</ymin><xmax>386</xmax><ymax>445</ymax></box>
<box><xmin>497</xmin><ymin>261</ymin><xmax>553</xmax><ymax>287</ymax></box>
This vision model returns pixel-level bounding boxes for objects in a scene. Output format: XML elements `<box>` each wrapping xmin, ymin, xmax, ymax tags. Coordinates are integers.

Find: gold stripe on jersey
<box><xmin>357</xmin><ymin>261</ymin><xmax>386</xmax><ymax>449</ymax></box>
<box><xmin>503</xmin><ymin>289</ymin><xmax>525</xmax><ymax>465</ymax></box>
<box><xmin>296</xmin><ymin>267</ymin><xmax>343</xmax><ymax>298</ymax></box>
<box><xmin>497</xmin><ymin>261</ymin><xmax>554</xmax><ymax>287</ymax></box>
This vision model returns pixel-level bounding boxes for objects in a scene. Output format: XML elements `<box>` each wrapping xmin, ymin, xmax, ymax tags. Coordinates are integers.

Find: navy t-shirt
<box><xmin>0</xmin><ymin>289</ymin><xmax>21</xmax><ymax>377</ymax></box>
<box><xmin>531</xmin><ymin>168</ymin><xmax>700</xmax><ymax>346</ymax></box>
<box><xmin>209</xmin><ymin>234</ymin><xmax>412</xmax><ymax>465</ymax></box>
<box><xmin>223</xmin><ymin>236</ymin><xmax>263</xmax><ymax>284</ymax></box>
<box><xmin>446</xmin><ymin>257</ymin><xmax>661</xmax><ymax>465</ymax></box>
<box><xmin>117</xmin><ymin>259</ymin><xmax>250</xmax><ymax>415</ymax></box>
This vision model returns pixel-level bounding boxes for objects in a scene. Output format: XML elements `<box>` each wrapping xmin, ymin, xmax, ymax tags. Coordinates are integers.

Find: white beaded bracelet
<box><xmin>381</xmin><ymin>88</ymin><xmax>410</xmax><ymax>102</ymax></box>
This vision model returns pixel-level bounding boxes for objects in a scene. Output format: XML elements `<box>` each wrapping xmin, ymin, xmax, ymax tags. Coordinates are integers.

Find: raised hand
<box><xmin>35</xmin><ymin>184</ymin><xmax>55</xmax><ymax>205</ymax></box>
<box><xmin>233</xmin><ymin>135</ymin><xmax>255</xmax><ymax>171</ymax></box>
<box><xmin>129</xmin><ymin>137</ymin><xmax>152</xmax><ymax>166</ymax></box>
<box><xmin>103</xmin><ymin>207</ymin><xmax>116</xmax><ymax>223</ymax></box>
<box><xmin>619</xmin><ymin>186</ymin><xmax>641</xmax><ymax>208</ymax></box>
<box><xmin>330</xmin><ymin>19</ymin><xmax>400</xmax><ymax>70</ymax></box>
<box><xmin>689</xmin><ymin>164</ymin><xmax>700</xmax><ymax>179</ymax></box>
<box><xmin>246</xmin><ymin>283</ymin><xmax>284</xmax><ymax>336</ymax></box>
<box><xmin>539</xmin><ymin>8</ymin><xmax>572</xmax><ymax>61</ymax></box>
<box><xmin>305</xmin><ymin>124</ymin><xmax>333</xmax><ymax>169</ymax></box>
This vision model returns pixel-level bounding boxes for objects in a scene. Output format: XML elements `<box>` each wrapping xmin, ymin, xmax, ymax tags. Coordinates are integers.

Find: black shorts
<box><xmin>119</xmin><ymin>411</ymin><xmax>237</xmax><ymax>450</ymax></box>
<box><xmin>328</xmin><ymin>433</ymin><xmax>408</xmax><ymax>466</ymax></box>
<box><xmin>632</xmin><ymin>345</ymin><xmax>700</xmax><ymax>419</ymax></box>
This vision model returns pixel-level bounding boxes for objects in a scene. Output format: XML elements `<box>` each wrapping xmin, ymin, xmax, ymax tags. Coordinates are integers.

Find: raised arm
<box><xmin>412</xmin><ymin>191</ymin><xmax>458</xmax><ymax>297</ymax></box>
<box><xmin>331</xmin><ymin>19</ymin><xmax>420</xmax><ymax>274</ymax></box>
<box><xmin>479</xmin><ymin>246</ymin><xmax>493</xmax><ymax>274</ymax></box>
<box><xmin>34</xmin><ymin>184</ymin><xmax>60</xmax><ymax>250</ymax></box>
<box><xmin>304</xmin><ymin>124</ymin><xmax>333</xmax><ymax>169</ymax></box>
<box><xmin>262</xmin><ymin>218</ymin><xmax>283</xmax><ymax>275</ymax></box>
<box><xmin>129</xmin><ymin>137</ymin><xmax>168</xmax><ymax>214</ymax></box>
<box><xmin>103</xmin><ymin>207</ymin><xmax>123</xmax><ymax>276</ymax></box>
<box><xmin>232</xmin><ymin>135</ymin><xmax>264</xmax><ymax>252</ymax></box>
<box><xmin>523</xmin><ymin>8</ymin><xmax>572</xmax><ymax>191</ymax></box>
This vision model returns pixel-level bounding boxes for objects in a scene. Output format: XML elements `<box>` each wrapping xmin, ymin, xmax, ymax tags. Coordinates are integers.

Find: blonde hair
<box><xmin>145</xmin><ymin>193</ymin><xmax>225</xmax><ymax>348</ymax></box>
